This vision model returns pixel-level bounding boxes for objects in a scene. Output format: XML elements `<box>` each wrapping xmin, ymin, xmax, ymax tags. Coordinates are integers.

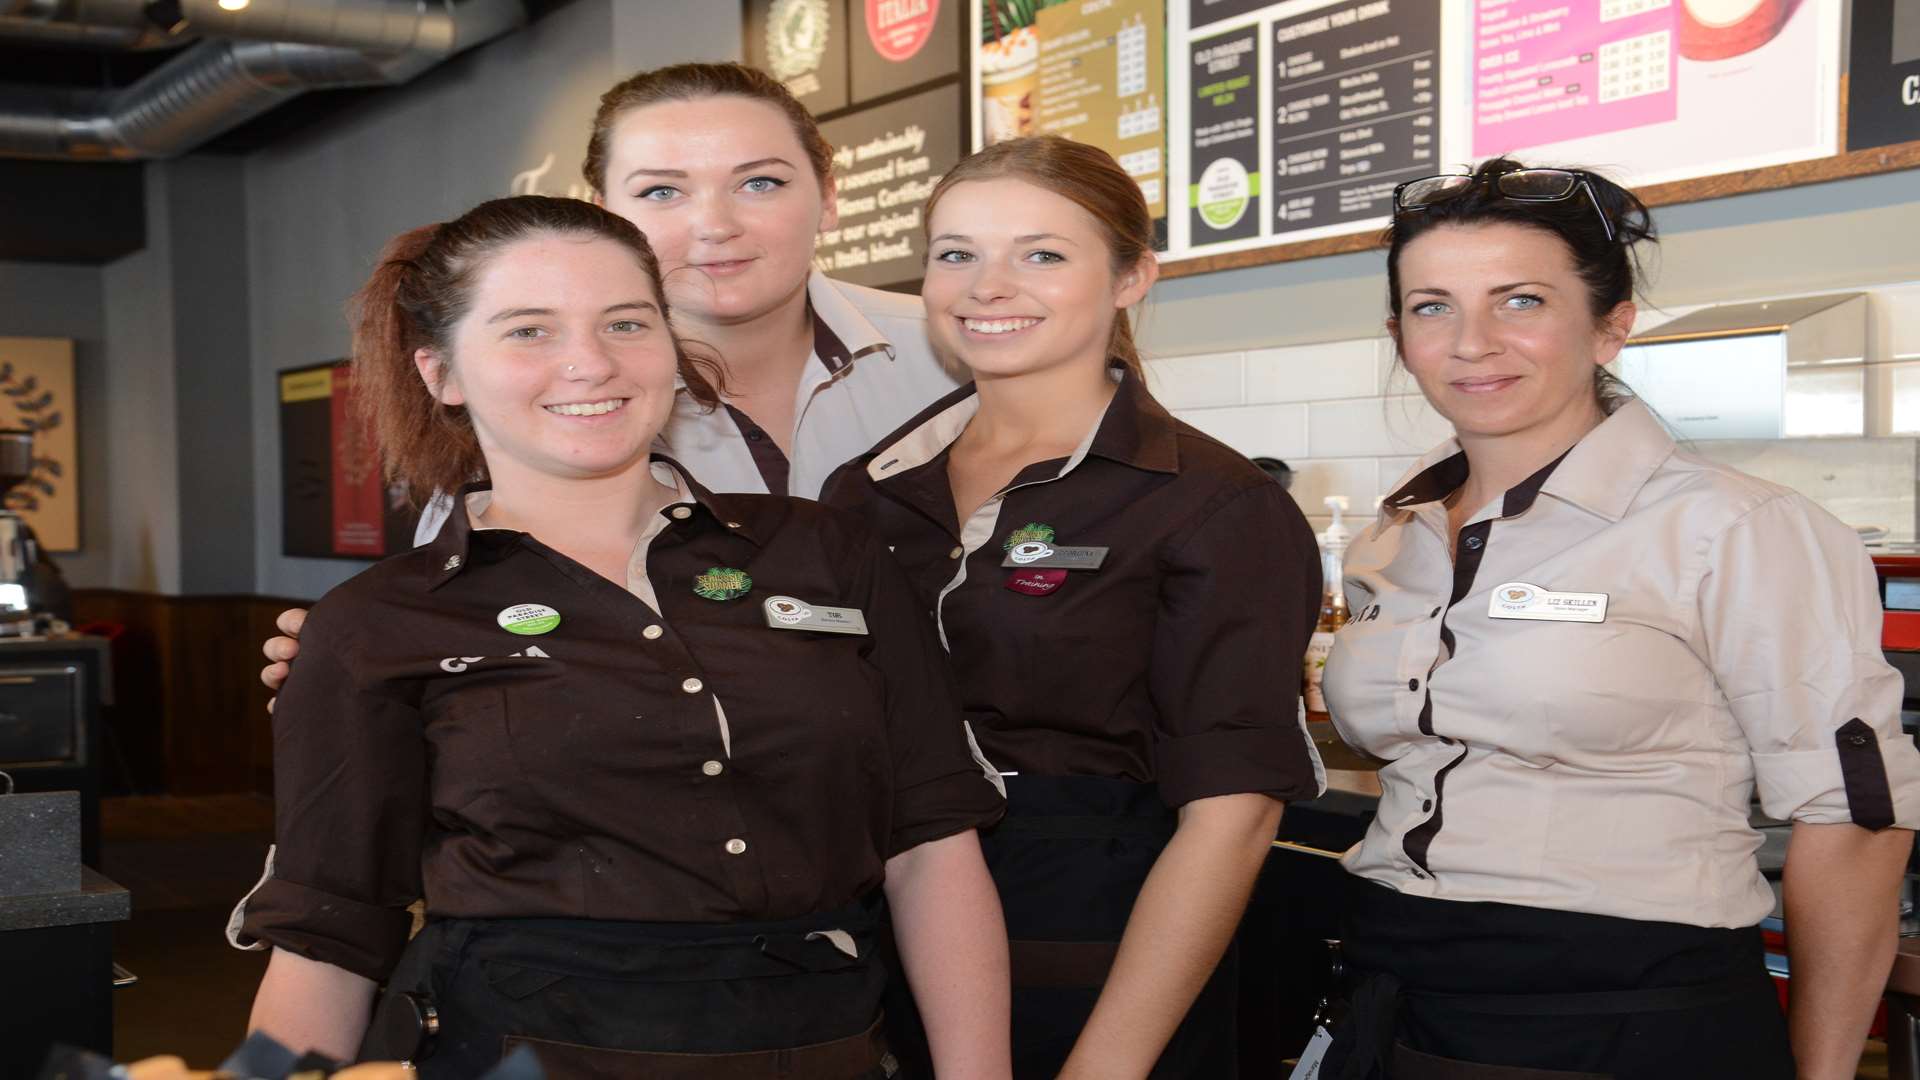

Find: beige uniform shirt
<box><xmin>1324</xmin><ymin>398</ymin><xmax>1920</xmax><ymax>929</ymax></box>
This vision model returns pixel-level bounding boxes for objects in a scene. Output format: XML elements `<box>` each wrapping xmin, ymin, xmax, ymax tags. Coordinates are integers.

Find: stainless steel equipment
<box><xmin>0</xmin><ymin>429</ymin><xmax>52</xmax><ymax>635</ymax></box>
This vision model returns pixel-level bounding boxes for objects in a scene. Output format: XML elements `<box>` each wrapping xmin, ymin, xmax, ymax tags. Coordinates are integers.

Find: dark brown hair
<box><xmin>1385</xmin><ymin>158</ymin><xmax>1656</xmax><ymax>410</ymax></box>
<box><xmin>584</xmin><ymin>63</ymin><xmax>835</xmax><ymax>195</ymax></box>
<box><xmin>923</xmin><ymin>135</ymin><xmax>1156</xmax><ymax>380</ymax></box>
<box><xmin>349</xmin><ymin>195</ymin><xmax>721</xmax><ymax>506</ymax></box>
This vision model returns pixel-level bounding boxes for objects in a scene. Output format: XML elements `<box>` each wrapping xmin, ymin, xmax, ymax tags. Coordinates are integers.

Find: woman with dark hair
<box><xmin>1318</xmin><ymin>159</ymin><xmax>1920</xmax><ymax>1079</ymax></box>
<box><xmin>235</xmin><ymin>195</ymin><xmax>1011</xmax><ymax>1078</ymax></box>
<box><xmin>826</xmin><ymin>135</ymin><xmax>1325</xmax><ymax>1079</ymax></box>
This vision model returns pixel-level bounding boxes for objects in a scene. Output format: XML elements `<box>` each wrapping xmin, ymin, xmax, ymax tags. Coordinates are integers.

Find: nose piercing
<box><xmin>566</xmin><ymin>364</ymin><xmax>576</xmax><ymax>374</ymax></box>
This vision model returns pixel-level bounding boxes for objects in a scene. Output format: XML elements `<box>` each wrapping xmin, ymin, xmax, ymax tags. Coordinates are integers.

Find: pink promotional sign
<box><xmin>1472</xmin><ymin>1</ymin><xmax>1679</xmax><ymax>156</ymax></box>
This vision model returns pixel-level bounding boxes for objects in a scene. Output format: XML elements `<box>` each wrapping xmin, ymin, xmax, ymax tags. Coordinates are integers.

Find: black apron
<box><xmin>886</xmin><ymin>774</ymin><xmax>1238</xmax><ymax>1079</ymax></box>
<box><xmin>1321</xmin><ymin>875</ymin><xmax>1792</xmax><ymax>1080</ymax></box>
<box><xmin>363</xmin><ymin>894</ymin><xmax>891</xmax><ymax>1080</ymax></box>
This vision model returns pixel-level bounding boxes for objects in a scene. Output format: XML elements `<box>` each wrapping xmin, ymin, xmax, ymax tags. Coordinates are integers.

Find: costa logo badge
<box><xmin>693</xmin><ymin>567</ymin><xmax>753</xmax><ymax>601</ymax></box>
<box><xmin>1007</xmin><ymin>540</ymin><xmax>1055</xmax><ymax>565</ymax></box>
<box><xmin>765</xmin><ymin>595</ymin><xmax>811</xmax><ymax>625</ymax></box>
<box><xmin>1002</xmin><ymin>522</ymin><xmax>1056</xmax><ymax>551</ymax></box>
<box><xmin>1005</xmin><ymin>568</ymin><xmax>1067</xmax><ymax>596</ymax></box>
<box><xmin>1503</xmin><ymin>586</ymin><xmax>1534</xmax><ymax>604</ymax></box>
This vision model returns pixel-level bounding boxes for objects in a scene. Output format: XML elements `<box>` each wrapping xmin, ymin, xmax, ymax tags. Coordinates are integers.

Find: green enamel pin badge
<box><xmin>693</xmin><ymin>567</ymin><xmax>753</xmax><ymax>601</ymax></box>
<box><xmin>1002</xmin><ymin>523</ymin><xmax>1056</xmax><ymax>551</ymax></box>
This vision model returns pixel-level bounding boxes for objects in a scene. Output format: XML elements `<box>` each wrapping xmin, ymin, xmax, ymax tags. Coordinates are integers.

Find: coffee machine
<box><xmin>0</xmin><ymin>429</ymin><xmax>55</xmax><ymax>635</ymax></box>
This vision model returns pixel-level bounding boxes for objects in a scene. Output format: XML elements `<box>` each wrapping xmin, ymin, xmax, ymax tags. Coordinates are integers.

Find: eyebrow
<box><xmin>486</xmin><ymin>301</ymin><xmax>659</xmax><ymax>324</ymax></box>
<box><xmin>928</xmin><ymin>232</ymin><xmax>1082</xmax><ymax>246</ymax></box>
<box><xmin>1403</xmin><ymin>281</ymin><xmax>1556</xmax><ymax>299</ymax></box>
<box><xmin>622</xmin><ymin>157</ymin><xmax>798</xmax><ymax>184</ymax></box>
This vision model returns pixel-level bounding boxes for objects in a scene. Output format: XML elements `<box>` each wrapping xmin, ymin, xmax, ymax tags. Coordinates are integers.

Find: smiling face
<box><xmin>597</xmin><ymin>95</ymin><xmax>835</xmax><ymax>329</ymax></box>
<box><xmin>1390</xmin><ymin>221</ymin><xmax>1634</xmax><ymax>447</ymax></box>
<box><xmin>419</xmin><ymin>232</ymin><xmax>679</xmax><ymax>485</ymax></box>
<box><xmin>922</xmin><ymin>177</ymin><xmax>1153</xmax><ymax>380</ymax></box>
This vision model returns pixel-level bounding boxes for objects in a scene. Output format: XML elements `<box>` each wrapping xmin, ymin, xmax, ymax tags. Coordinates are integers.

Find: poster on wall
<box><xmin>1463</xmin><ymin>0</ymin><xmax>1839</xmax><ymax>187</ymax></box>
<box><xmin>816</xmin><ymin>81</ymin><xmax>966</xmax><ymax>288</ymax></box>
<box><xmin>974</xmin><ymin>0</ymin><xmax>1169</xmax><ymax>244</ymax></box>
<box><xmin>279</xmin><ymin>361</ymin><xmax>413</xmax><ymax>561</ymax></box>
<box><xmin>1848</xmin><ymin>0</ymin><xmax>1920</xmax><ymax>153</ymax></box>
<box><xmin>0</xmin><ymin>337</ymin><xmax>78</xmax><ymax>552</ymax></box>
<box><xmin>1170</xmin><ymin>0</ymin><xmax>1451</xmax><ymax>258</ymax></box>
<box><xmin>746</xmin><ymin>0</ymin><xmax>853</xmax><ymax>116</ymax></box>
<box><xmin>853</xmin><ymin>0</ymin><xmax>963</xmax><ymax>100</ymax></box>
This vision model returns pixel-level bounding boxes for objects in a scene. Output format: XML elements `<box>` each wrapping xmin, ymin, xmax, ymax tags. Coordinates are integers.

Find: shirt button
<box><xmin>726</xmin><ymin>521</ymin><xmax>742</xmax><ymax>529</ymax></box>
<box><xmin>702</xmin><ymin>760</ymin><xmax>724</xmax><ymax>776</ymax></box>
<box><xmin>1463</xmin><ymin>535</ymin><xmax>1484</xmax><ymax>550</ymax></box>
<box><xmin>1422</xmin><ymin>799</ymin><xmax>1433</xmax><ymax>812</ymax></box>
<box><xmin>724</xmin><ymin>838</ymin><xmax>747</xmax><ymax>855</ymax></box>
<box><xmin>1407</xmin><ymin>678</ymin><xmax>1420</xmax><ymax>692</ymax></box>
<box><xmin>681</xmin><ymin>677</ymin><xmax>704</xmax><ymax>694</ymax></box>
<box><xmin>1429</xmin><ymin>607</ymin><xmax>1441</xmax><ymax>618</ymax></box>
<box><xmin>670</xmin><ymin>506</ymin><xmax>692</xmax><ymax>520</ymax></box>
<box><xmin>948</xmin><ymin>546</ymin><xmax>964</xmax><ymax>559</ymax></box>
<box><xmin>643</xmin><ymin>625</ymin><xmax>663</xmax><ymax>640</ymax></box>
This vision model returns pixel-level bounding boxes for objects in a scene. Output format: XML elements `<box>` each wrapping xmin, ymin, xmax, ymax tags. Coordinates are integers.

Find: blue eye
<box><xmin>1411</xmin><ymin>301</ymin><xmax>1449</xmax><ymax>317</ymax></box>
<box><xmin>636</xmin><ymin>185</ymin><xmax>680</xmax><ymax>202</ymax></box>
<box><xmin>607</xmin><ymin>320</ymin><xmax>647</xmax><ymax>333</ymax></box>
<box><xmin>932</xmin><ymin>249</ymin><xmax>974</xmax><ymax>264</ymax></box>
<box><xmin>740</xmin><ymin>176</ymin><xmax>788</xmax><ymax>194</ymax></box>
<box><xmin>1026</xmin><ymin>250</ymin><xmax>1066</xmax><ymax>264</ymax></box>
<box><xmin>1504</xmin><ymin>294</ymin><xmax>1543</xmax><ymax>310</ymax></box>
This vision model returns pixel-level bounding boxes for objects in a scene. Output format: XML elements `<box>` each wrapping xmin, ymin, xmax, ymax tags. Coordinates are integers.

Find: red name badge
<box><xmin>1005</xmin><ymin>568</ymin><xmax>1067</xmax><ymax>596</ymax></box>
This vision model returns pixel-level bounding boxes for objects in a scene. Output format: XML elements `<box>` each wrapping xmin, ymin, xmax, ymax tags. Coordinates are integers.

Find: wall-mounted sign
<box><xmin>0</xmin><ymin>337</ymin><xmax>78</xmax><ymax>552</ymax></box>
<box><xmin>973</xmin><ymin>0</ymin><xmax>1168</xmax><ymax>244</ymax></box>
<box><xmin>749</xmin><ymin>0</ymin><xmax>854</xmax><ymax>115</ymax></box>
<box><xmin>279</xmin><ymin>361</ymin><xmax>414</xmax><ymax>561</ymax></box>
<box><xmin>1849</xmin><ymin>0</ymin><xmax>1920</xmax><ymax>153</ymax></box>
<box><xmin>816</xmin><ymin>82</ymin><xmax>965</xmax><ymax>288</ymax></box>
<box><xmin>853</xmin><ymin>0</ymin><xmax>961</xmax><ymax>101</ymax></box>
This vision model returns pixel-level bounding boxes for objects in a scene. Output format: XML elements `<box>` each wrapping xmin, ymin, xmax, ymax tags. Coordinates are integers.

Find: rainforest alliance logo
<box><xmin>1002</xmin><ymin>522</ymin><xmax>1055</xmax><ymax>551</ymax></box>
<box><xmin>768</xmin><ymin>0</ymin><xmax>832</xmax><ymax>95</ymax></box>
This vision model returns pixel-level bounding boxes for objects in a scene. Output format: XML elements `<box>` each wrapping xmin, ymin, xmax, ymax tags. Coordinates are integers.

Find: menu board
<box><xmin>1848</xmin><ymin>0</ymin><xmax>1920</xmax><ymax>153</ymax></box>
<box><xmin>816</xmin><ymin>82</ymin><xmax>966</xmax><ymax>288</ymax></box>
<box><xmin>974</xmin><ymin>0</ymin><xmax>1169</xmax><ymax>242</ymax></box>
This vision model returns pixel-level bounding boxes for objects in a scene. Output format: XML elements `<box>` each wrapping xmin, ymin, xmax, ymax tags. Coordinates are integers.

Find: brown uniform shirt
<box><xmin>235</xmin><ymin>459</ymin><xmax>1004</xmax><ymax>981</ymax></box>
<box><xmin>1326</xmin><ymin>399</ymin><xmax>1920</xmax><ymax>928</ymax></box>
<box><xmin>824</xmin><ymin>371</ymin><xmax>1326</xmax><ymax>808</ymax></box>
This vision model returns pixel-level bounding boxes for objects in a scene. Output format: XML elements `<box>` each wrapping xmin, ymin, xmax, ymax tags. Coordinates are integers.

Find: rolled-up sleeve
<box><xmin>232</xmin><ymin>601</ymin><xmax>428</xmax><ymax>980</ymax></box>
<box><xmin>854</xmin><ymin>529</ymin><xmax>1006</xmax><ymax>855</ymax></box>
<box><xmin>1698</xmin><ymin>493</ymin><xmax>1920</xmax><ymax>829</ymax></box>
<box><xmin>1150</xmin><ymin>480</ymin><xmax>1326</xmax><ymax>807</ymax></box>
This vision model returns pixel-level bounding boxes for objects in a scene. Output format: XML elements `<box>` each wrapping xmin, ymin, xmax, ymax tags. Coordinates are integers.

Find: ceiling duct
<box><xmin>0</xmin><ymin>0</ymin><xmax>525</xmax><ymax>160</ymax></box>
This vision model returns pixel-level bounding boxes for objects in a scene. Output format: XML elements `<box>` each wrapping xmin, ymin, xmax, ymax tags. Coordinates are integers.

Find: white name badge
<box><xmin>1487</xmin><ymin>581</ymin><xmax>1608</xmax><ymax>623</ymax></box>
<box><xmin>763</xmin><ymin>595</ymin><xmax>869</xmax><ymax>635</ymax></box>
<box><xmin>1287</xmin><ymin>1026</ymin><xmax>1332</xmax><ymax>1079</ymax></box>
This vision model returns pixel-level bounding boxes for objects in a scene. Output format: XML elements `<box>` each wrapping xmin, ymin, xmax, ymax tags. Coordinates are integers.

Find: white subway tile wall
<box><xmin>1247</xmin><ymin>339</ymin><xmax>1377</xmax><ymax>403</ymax></box>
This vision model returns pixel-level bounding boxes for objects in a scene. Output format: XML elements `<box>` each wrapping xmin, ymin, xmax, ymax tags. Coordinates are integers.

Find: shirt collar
<box><xmin>423</xmin><ymin>456</ymin><xmax>767</xmax><ymax>591</ymax></box>
<box><xmin>1378</xmin><ymin>396</ymin><xmax>1674</xmax><ymax>528</ymax></box>
<box><xmin>865</xmin><ymin>365</ymin><xmax>1180</xmax><ymax>483</ymax></box>
<box><xmin>807</xmin><ymin>270</ymin><xmax>894</xmax><ymax>374</ymax></box>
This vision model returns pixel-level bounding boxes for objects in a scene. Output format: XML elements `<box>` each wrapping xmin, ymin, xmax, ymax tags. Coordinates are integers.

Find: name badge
<box><xmin>1487</xmin><ymin>581</ymin><xmax>1608</xmax><ymax>623</ymax></box>
<box><xmin>763</xmin><ymin>595</ymin><xmax>869</xmax><ymax>635</ymax></box>
<box><xmin>1000</xmin><ymin>542</ymin><xmax>1108</xmax><ymax>570</ymax></box>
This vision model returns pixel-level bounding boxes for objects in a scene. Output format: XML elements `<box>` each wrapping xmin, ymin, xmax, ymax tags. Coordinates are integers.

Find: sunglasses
<box><xmin>1392</xmin><ymin>168</ymin><xmax>1615</xmax><ymax>243</ymax></box>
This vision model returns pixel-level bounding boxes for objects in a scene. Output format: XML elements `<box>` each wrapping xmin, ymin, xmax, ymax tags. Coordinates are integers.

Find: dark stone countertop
<box><xmin>0</xmin><ymin>866</ymin><xmax>130</xmax><ymax>932</ymax></box>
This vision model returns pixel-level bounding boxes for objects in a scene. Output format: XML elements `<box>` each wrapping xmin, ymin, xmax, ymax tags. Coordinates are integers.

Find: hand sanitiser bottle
<box><xmin>1302</xmin><ymin>496</ymin><xmax>1351</xmax><ymax>716</ymax></box>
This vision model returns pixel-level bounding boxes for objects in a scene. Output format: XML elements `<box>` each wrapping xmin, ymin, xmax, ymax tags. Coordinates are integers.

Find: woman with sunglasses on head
<box><xmin>1317</xmin><ymin>159</ymin><xmax>1920</xmax><ymax>1080</ymax></box>
<box><xmin>826</xmin><ymin>135</ymin><xmax>1326</xmax><ymax>1079</ymax></box>
<box><xmin>236</xmin><ymin>196</ymin><xmax>1011</xmax><ymax>1078</ymax></box>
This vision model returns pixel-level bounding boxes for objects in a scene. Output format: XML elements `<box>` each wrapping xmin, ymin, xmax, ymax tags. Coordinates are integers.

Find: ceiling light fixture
<box><xmin>218</xmin><ymin>0</ymin><xmax>250</xmax><ymax>9</ymax></box>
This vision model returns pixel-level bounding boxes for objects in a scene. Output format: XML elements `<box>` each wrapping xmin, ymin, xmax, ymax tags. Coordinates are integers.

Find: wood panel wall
<box><xmin>71</xmin><ymin>590</ymin><xmax>311</xmax><ymax>797</ymax></box>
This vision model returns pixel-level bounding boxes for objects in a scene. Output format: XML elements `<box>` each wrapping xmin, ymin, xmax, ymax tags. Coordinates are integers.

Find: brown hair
<box><xmin>584</xmin><ymin>63</ymin><xmax>835</xmax><ymax>195</ymax></box>
<box><xmin>922</xmin><ymin>135</ymin><xmax>1156</xmax><ymax>380</ymax></box>
<box><xmin>349</xmin><ymin>195</ymin><xmax>721</xmax><ymax>506</ymax></box>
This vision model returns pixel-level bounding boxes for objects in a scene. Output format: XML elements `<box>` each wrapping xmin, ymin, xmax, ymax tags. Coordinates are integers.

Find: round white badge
<box><xmin>766</xmin><ymin>595</ymin><xmax>812</xmax><ymax>625</ymax></box>
<box><xmin>1008</xmin><ymin>541</ymin><xmax>1054</xmax><ymax>565</ymax></box>
<box><xmin>498</xmin><ymin>603</ymin><xmax>561</xmax><ymax>635</ymax></box>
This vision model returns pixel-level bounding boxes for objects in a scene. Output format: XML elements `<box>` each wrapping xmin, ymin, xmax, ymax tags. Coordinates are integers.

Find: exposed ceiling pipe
<box><xmin>0</xmin><ymin>0</ymin><xmax>523</xmax><ymax>160</ymax></box>
<box><xmin>0</xmin><ymin>14</ymin><xmax>184</xmax><ymax>48</ymax></box>
<box><xmin>8</xmin><ymin>0</ymin><xmax>480</xmax><ymax>52</ymax></box>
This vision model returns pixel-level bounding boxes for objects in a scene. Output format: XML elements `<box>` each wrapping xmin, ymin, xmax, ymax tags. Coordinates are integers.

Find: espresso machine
<box><xmin>0</xmin><ymin>428</ymin><xmax>59</xmax><ymax>635</ymax></box>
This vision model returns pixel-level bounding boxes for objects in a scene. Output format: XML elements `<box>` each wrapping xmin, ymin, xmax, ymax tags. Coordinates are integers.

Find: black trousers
<box><xmin>886</xmin><ymin>774</ymin><xmax>1238</xmax><ymax>1080</ymax></box>
<box><xmin>1323</xmin><ymin>875</ymin><xmax>1793</xmax><ymax>1080</ymax></box>
<box><xmin>368</xmin><ymin>896</ymin><xmax>889</xmax><ymax>1079</ymax></box>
